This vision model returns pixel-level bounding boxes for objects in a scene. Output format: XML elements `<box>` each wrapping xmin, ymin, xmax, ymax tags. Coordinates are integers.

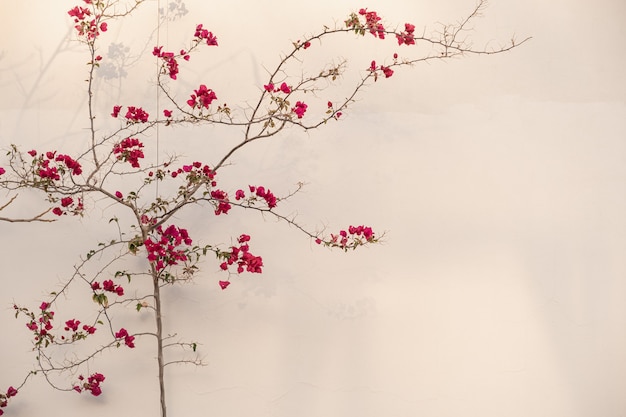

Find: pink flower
<box><xmin>100</xmin><ymin>22</ymin><xmax>107</xmax><ymax>32</ymax></box>
<box><xmin>264</xmin><ymin>83</ymin><xmax>274</xmax><ymax>92</ymax></box>
<box><xmin>6</xmin><ymin>387</ymin><xmax>18</xmax><ymax>398</ymax></box>
<box><xmin>111</xmin><ymin>105</ymin><xmax>122</xmax><ymax>118</ymax></box>
<box><xmin>163</xmin><ymin>109</ymin><xmax>172</xmax><ymax>117</ymax></box>
<box><xmin>381</xmin><ymin>65</ymin><xmax>394</xmax><ymax>78</ymax></box>
<box><xmin>194</xmin><ymin>24</ymin><xmax>218</xmax><ymax>45</ymax></box>
<box><xmin>358</xmin><ymin>8</ymin><xmax>385</xmax><ymax>39</ymax></box>
<box><xmin>279</xmin><ymin>82</ymin><xmax>291</xmax><ymax>94</ymax></box>
<box><xmin>82</xmin><ymin>373</ymin><xmax>106</xmax><ymax>396</ymax></box>
<box><xmin>188</xmin><ymin>85</ymin><xmax>217</xmax><ymax>109</ymax></box>
<box><xmin>125</xmin><ymin>106</ymin><xmax>149</xmax><ymax>123</ymax></box>
<box><xmin>61</xmin><ymin>197</ymin><xmax>73</xmax><ymax>207</ymax></box>
<box><xmin>64</xmin><ymin>319</ymin><xmax>80</xmax><ymax>332</ymax></box>
<box><xmin>219</xmin><ymin>280</ymin><xmax>230</xmax><ymax>290</ymax></box>
<box><xmin>303</xmin><ymin>41</ymin><xmax>311</xmax><ymax>49</ymax></box>
<box><xmin>55</xmin><ymin>154</ymin><xmax>83</xmax><ymax>175</ymax></box>
<box><xmin>0</xmin><ymin>167</ymin><xmax>5</xmax><ymax>176</ymax></box>
<box><xmin>28</xmin><ymin>149</ymin><xmax>37</xmax><ymax>157</ymax></box>
<box><xmin>115</xmin><ymin>191</ymin><xmax>123</xmax><ymax>199</ymax></box>
<box><xmin>115</xmin><ymin>328</ymin><xmax>135</xmax><ymax>348</ymax></box>
<box><xmin>113</xmin><ymin>138</ymin><xmax>144</xmax><ymax>168</ymax></box>
<box><xmin>396</xmin><ymin>23</ymin><xmax>415</xmax><ymax>45</ymax></box>
<box><xmin>68</xmin><ymin>6</ymin><xmax>91</xmax><ymax>21</ymax></box>
<box><xmin>82</xmin><ymin>324</ymin><xmax>96</xmax><ymax>334</ymax></box>
<box><xmin>292</xmin><ymin>101</ymin><xmax>308</xmax><ymax>119</ymax></box>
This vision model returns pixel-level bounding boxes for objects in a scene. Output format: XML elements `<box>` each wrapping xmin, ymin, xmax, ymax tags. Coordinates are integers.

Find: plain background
<box><xmin>1</xmin><ymin>0</ymin><xmax>625</xmax><ymax>416</ymax></box>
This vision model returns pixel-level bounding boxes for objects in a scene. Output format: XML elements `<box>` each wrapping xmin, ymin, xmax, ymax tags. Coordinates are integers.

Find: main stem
<box><xmin>153</xmin><ymin>270</ymin><xmax>167</xmax><ymax>417</ymax></box>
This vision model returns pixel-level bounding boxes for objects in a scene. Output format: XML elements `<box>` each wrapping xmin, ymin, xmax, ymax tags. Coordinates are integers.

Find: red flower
<box><xmin>111</xmin><ymin>105</ymin><xmax>122</xmax><ymax>118</ymax></box>
<box><xmin>115</xmin><ymin>328</ymin><xmax>135</xmax><ymax>348</ymax></box>
<box><xmin>381</xmin><ymin>65</ymin><xmax>394</xmax><ymax>78</ymax></box>
<box><xmin>64</xmin><ymin>319</ymin><xmax>80</xmax><ymax>332</ymax></box>
<box><xmin>187</xmin><ymin>85</ymin><xmax>217</xmax><ymax>109</ymax></box>
<box><xmin>113</xmin><ymin>138</ymin><xmax>144</xmax><ymax>168</ymax></box>
<box><xmin>194</xmin><ymin>24</ymin><xmax>218</xmax><ymax>45</ymax></box>
<box><xmin>292</xmin><ymin>101</ymin><xmax>308</xmax><ymax>119</ymax></box>
<box><xmin>219</xmin><ymin>280</ymin><xmax>230</xmax><ymax>289</ymax></box>
<box><xmin>279</xmin><ymin>82</ymin><xmax>291</xmax><ymax>94</ymax></box>
<box><xmin>6</xmin><ymin>387</ymin><xmax>18</xmax><ymax>398</ymax></box>
<box><xmin>124</xmin><ymin>106</ymin><xmax>149</xmax><ymax>123</ymax></box>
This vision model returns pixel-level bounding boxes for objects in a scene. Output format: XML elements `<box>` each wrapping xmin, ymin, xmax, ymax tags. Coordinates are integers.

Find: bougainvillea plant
<box><xmin>0</xmin><ymin>1</ymin><xmax>527</xmax><ymax>416</ymax></box>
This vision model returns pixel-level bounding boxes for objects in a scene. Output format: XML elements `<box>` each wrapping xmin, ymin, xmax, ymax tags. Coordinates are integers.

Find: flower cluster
<box><xmin>114</xmin><ymin>328</ymin><xmax>135</xmax><ymax>348</ymax></box>
<box><xmin>64</xmin><ymin>319</ymin><xmax>96</xmax><ymax>334</ymax></box>
<box><xmin>0</xmin><ymin>386</ymin><xmax>18</xmax><ymax>415</ymax></box>
<box><xmin>219</xmin><ymin>234</ymin><xmax>263</xmax><ymax>276</ymax></box>
<box><xmin>187</xmin><ymin>84</ymin><xmax>217</xmax><ymax>109</ymax></box>
<box><xmin>369</xmin><ymin>60</ymin><xmax>393</xmax><ymax>80</ymax></box>
<box><xmin>24</xmin><ymin>302</ymin><xmax>55</xmax><ymax>344</ymax></box>
<box><xmin>168</xmin><ymin>161</ymin><xmax>216</xmax><ymax>184</ymax></box>
<box><xmin>153</xmin><ymin>46</ymin><xmax>189</xmax><ymax>80</ymax></box>
<box><xmin>125</xmin><ymin>106</ymin><xmax>149</xmax><ymax>123</ymax></box>
<box><xmin>345</xmin><ymin>8</ymin><xmax>385</xmax><ymax>39</ymax></box>
<box><xmin>68</xmin><ymin>3</ymin><xmax>107</xmax><ymax>41</ymax></box>
<box><xmin>264</xmin><ymin>82</ymin><xmax>291</xmax><ymax>94</ymax></box>
<box><xmin>315</xmin><ymin>225</ymin><xmax>377</xmax><ymax>250</ymax></box>
<box><xmin>113</xmin><ymin>137</ymin><xmax>144</xmax><ymax>168</ymax></box>
<box><xmin>144</xmin><ymin>225</ymin><xmax>193</xmax><ymax>272</ymax></box>
<box><xmin>292</xmin><ymin>101</ymin><xmax>308</xmax><ymax>119</ymax></box>
<box><xmin>74</xmin><ymin>373</ymin><xmax>105</xmax><ymax>396</ymax></box>
<box><xmin>91</xmin><ymin>279</ymin><xmax>125</xmax><ymax>296</ymax></box>
<box><xmin>245</xmin><ymin>185</ymin><xmax>278</xmax><ymax>208</ymax></box>
<box><xmin>52</xmin><ymin>196</ymin><xmax>84</xmax><ymax>216</ymax></box>
<box><xmin>210</xmin><ymin>189</ymin><xmax>231</xmax><ymax>215</ymax></box>
<box><xmin>396</xmin><ymin>23</ymin><xmax>416</xmax><ymax>46</ymax></box>
<box><xmin>359</xmin><ymin>8</ymin><xmax>385</xmax><ymax>38</ymax></box>
<box><xmin>30</xmin><ymin>150</ymin><xmax>83</xmax><ymax>179</ymax></box>
<box><xmin>25</xmin><ymin>150</ymin><xmax>84</xmax><ymax>215</ymax></box>
<box><xmin>91</xmin><ymin>279</ymin><xmax>124</xmax><ymax>307</ymax></box>
<box><xmin>326</xmin><ymin>101</ymin><xmax>343</xmax><ymax>119</ymax></box>
<box><xmin>194</xmin><ymin>24</ymin><xmax>218</xmax><ymax>46</ymax></box>
<box><xmin>61</xmin><ymin>318</ymin><xmax>97</xmax><ymax>341</ymax></box>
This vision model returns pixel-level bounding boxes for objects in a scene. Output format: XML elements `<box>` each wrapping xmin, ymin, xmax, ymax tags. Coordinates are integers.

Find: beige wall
<box><xmin>1</xmin><ymin>1</ymin><xmax>625</xmax><ymax>416</ymax></box>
